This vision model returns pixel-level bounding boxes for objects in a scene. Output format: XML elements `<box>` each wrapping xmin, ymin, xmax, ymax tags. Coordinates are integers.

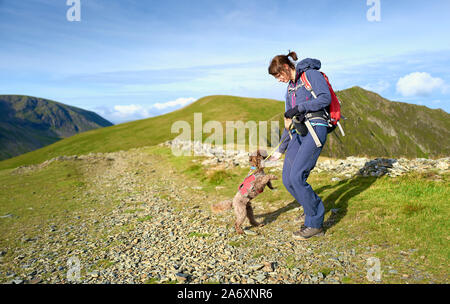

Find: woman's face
<box><xmin>274</xmin><ymin>71</ymin><xmax>290</xmax><ymax>83</ymax></box>
<box><xmin>273</xmin><ymin>64</ymin><xmax>293</xmax><ymax>83</ymax></box>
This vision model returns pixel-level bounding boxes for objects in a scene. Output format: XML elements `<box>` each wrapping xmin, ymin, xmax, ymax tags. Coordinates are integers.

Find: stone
<box><xmin>90</xmin><ymin>271</ymin><xmax>99</xmax><ymax>278</ymax></box>
<box><xmin>255</xmin><ymin>273</ymin><xmax>266</xmax><ymax>282</ymax></box>
<box><xmin>29</xmin><ymin>278</ymin><xmax>42</xmax><ymax>284</ymax></box>
<box><xmin>248</xmin><ymin>264</ymin><xmax>264</xmax><ymax>271</ymax></box>
<box><xmin>175</xmin><ymin>272</ymin><xmax>189</xmax><ymax>283</ymax></box>
<box><xmin>243</xmin><ymin>230</ymin><xmax>257</xmax><ymax>236</ymax></box>
<box><xmin>263</xmin><ymin>262</ymin><xmax>275</xmax><ymax>272</ymax></box>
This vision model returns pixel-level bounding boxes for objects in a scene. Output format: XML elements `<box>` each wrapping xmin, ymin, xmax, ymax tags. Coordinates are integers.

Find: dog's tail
<box><xmin>211</xmin><ymin>200</ymin><xmax>233</xmax><ymax>213</ymax></box>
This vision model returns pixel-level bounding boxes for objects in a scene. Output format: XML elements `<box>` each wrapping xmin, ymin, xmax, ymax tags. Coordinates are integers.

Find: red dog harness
<box><xmin>238</xmin><ymin>174</ymin><xmax>263</xmax><ymax>196</ymax></box>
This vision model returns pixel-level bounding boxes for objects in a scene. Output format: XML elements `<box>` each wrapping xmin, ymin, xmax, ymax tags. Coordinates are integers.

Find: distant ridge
<box><xmin>0</xmin><ymin>95</ymin><xmax>114</xmax><ymax>161</ymax></box>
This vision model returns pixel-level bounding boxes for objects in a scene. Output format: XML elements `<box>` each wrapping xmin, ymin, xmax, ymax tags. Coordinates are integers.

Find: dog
<box><xmin>211</xmin><ymin>149</ymin><xmax>278</xmax><ymax>234</ymax></box>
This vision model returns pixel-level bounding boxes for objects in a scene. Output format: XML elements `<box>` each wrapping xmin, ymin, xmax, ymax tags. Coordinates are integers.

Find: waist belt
<box><xmin>305</xmin><ymin>110</ymin><xmax>329</xmax><ymax>121</ymax></box>
<box><xmin>293</xmin><ymin>110</ymin><xmax>329</xmax><ymax>148</ymax></box>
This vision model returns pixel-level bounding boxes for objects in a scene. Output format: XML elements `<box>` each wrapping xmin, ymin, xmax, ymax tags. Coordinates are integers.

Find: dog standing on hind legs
<box><xmin>211</xmin><ymin>149</ymin><xmax>278</xmax><ymax>234</ymax></box>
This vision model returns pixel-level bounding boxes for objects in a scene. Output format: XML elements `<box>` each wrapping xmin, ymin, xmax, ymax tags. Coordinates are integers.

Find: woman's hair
<box><xmin>268</xmin><ymin>51</ymin><xmax>298</xmax><ymax>76</ymax></box>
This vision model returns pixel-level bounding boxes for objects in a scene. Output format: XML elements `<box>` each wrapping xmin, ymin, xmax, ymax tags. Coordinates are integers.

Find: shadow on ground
<box><xmin>255</xmin><ymin>175</ymin><xmax>378</xmax><ymax>229</ymax></box>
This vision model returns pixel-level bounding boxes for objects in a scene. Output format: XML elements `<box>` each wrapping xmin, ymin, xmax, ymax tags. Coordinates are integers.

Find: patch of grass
<box><xmin>0</xmin><ymin>161</ymin><xmax>91</xmax><ymax>250</ymax></box>
<box><xmin>187</xmin><ymin>232</ymin><xmax>210</xmax><ymax>238</ymax></box>
<box><xmin>316</xmin><ymin>171</ymin><xmax>449</xmax><ymax>283</ymax></box>
<box><xmin>208</xmin><ymin>170</ymin><xmax>233</xmax><ymax>186</ymax></box>
<box><xmin>90</xmin><ymin>259</ymin><xmax>115</xmax><ymax>271</ymax></box>
<box><xmin>137</xmin><ymin>215</ymin><xmax>153</xmax><ymax>222</ymax></box>
<box><xmin>285</xmin><ymin>255</ymin><xmax>296</xmax><ymax>269</ymax></box>
<box><xmin>144</xmin><ymin>277</ymin><xmax>159</xmax><ymax>284</ymax></box>
<box><xmin>123</xmin><ymin>208</ymin><xmax>145</xmax><ymax>214</ymax></box>
<box><xmin>341</xmin><ymin>277</ymin><xmax>354</xmax><ymax>284</ymax></box>
<box><xmin>319</xmin><ymin>267</ymin><xmax>333</xmax><ymax>277</ymax></box>
<box><xmin>157</xmin><ymin>193</ymin><xmax>170</xmax><ymax>201</ymax></box>
<box><xmin>402</xmin><ymin>202</ymin><xmax>426</xmax><ymax>216</ymax></box>
<box><xmin>228</xmin><ymin>240</ymin><xmax>242</xmax><ymax>247</ymax></box>
<box><xmin>184</xmin><ymin>164</ymin><xmax>204</xmax><ymax>176</ymax></box>
<box><xmin>119</xmin><ymin>223</ymin><xmax>135</xmax><ymax>233</ymax></box>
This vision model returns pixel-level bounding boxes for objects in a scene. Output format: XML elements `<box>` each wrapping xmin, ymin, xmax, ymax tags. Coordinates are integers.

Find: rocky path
<box><xmin>1</xmin><ymin>147</ymin><xmax>438</xmax><ymax>284</ymax></box>
<box><xmin>79</xmin><ymin>149</ymin><xmax>364</xmax><ymax>284</ymax></box>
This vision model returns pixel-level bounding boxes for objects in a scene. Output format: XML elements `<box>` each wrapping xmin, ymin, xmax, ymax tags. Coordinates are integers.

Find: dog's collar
<box><xmin>250</xmin><ymin>166</ymin><xmax>257</xmax><ymax>170</ymax></box>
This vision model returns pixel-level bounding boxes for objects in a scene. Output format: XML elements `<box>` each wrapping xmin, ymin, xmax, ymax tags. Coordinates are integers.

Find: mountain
<box><xmin>324</xmin><ymin>87</ymin><xmax>450</xmax><ymax>158</ymax></box>
<box><xmin>0</xmin><ymin>87</ymin><xmax>448</xmax><ymax>170</ymax></box>
<box><xmin>0</xmin><ymin>95</ymin><xmax>114</xmax><ymax>161</ymax></box>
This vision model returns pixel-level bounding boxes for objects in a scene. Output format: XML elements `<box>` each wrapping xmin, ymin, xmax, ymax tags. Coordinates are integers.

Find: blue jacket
<box><xmin>277</xmin><ymin>58</ymin><xmax>331</xmax><ymax>153</ymax></box>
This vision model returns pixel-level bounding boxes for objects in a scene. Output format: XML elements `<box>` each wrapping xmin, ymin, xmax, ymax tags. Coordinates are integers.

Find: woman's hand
<box><xmin>284</xmin><ymin>117</ymin><xmax>293</xmax><ymax>131</ymax></box>
<box><xmin>267</xmin><ymin>151</ymin><xmax>282</xmax><ymax>162</ymax></box>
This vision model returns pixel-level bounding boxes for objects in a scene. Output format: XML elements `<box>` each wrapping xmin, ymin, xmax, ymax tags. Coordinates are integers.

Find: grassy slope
<box><xmin>324</xmin><ymin>87</ymin><xmax>450</xmax><ymax>158</ymax></box>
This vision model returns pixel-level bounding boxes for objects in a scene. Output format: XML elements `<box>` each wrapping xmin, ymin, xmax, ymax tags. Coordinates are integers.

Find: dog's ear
<box><xmin>258</xmin><ymin>149</ymin><xmax>268</xmax><ymax>158</ymax></box>
<box><xmin>249</xmin><ymin>151</ymin><xmax>258</xmax><ymax>162</ymax></box>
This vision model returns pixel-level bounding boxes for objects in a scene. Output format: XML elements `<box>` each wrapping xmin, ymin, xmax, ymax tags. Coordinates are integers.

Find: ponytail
<box><xmin>268</xmin><ymin>50</ymin><xmax>298</xmax><ymax>76</ymax></box>
<box><xmin>287</xmin><ymin>50</ymin><xmax>298</xmax><ymax>62</ymax></box>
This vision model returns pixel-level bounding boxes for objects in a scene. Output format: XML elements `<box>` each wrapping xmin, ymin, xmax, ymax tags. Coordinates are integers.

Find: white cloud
<box><xmin>396</xmin><ymin>72</ymin><xmax>446</xmax><ymax>97</ymax></box>
<box><xmin>362</xmin><ymin>80</ymin><xmax>390</xmax><ymax>93</ymax></box>
<box><xmin>113</xmin><ymin>104</ymin><xmax>147</xmax><ymax>118</ymax></box>
<box><xmin>92</xmin><ymin>97</ymin><xmax>197</xmax><ymax>124</ymax></box>
<box><xmin>153</xmin><ymin>97</ymin><xmax>196</xmax><ymax>110</ymax></box>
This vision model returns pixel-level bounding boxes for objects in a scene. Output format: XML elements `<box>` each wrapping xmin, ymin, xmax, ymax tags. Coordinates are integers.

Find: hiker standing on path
<box><xmin>267</xmin><ymin>51</ymin><xmax>331</xmax><ymax>240</ymax></box>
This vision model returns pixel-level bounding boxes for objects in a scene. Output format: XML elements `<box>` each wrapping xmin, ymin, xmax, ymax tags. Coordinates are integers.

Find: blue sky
<box><xmin>1</xmin><ymin>0</ymin><xmax>449</xmax><ymax>124</ymax></box>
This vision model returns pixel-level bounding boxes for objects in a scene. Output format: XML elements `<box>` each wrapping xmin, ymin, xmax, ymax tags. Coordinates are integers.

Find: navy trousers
<box><xmin>282</xmin><ymin>121</ymin><xmax>328</xmax><ymax>229</ymax></box>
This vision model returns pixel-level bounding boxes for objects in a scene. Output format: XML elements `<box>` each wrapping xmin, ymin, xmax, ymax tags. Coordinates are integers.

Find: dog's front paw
<box><xmin>236</xmin><ymin>228</ymin><xmax>244</xmax><ymax>235</ymax></box>
<box><xmin>235</xmin><ymin>223</ymin><xmax>244</xmax><ymax>234</ymax></box>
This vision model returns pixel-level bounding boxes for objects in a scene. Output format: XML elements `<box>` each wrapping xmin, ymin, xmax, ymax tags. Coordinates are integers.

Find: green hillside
<box><xmin>0</xmin><ymin>95</ymin><xmax>113</xmax><ymax>161</ymax></box>
<box><xmin>0</xmin><ymin>88</ymin><xmax>449</xmax><ymax>170</ymax></box>
<box><xmin>325</xmin><ymin>87</ymin><xmax>450</xmax><ymax>158</ymax></box>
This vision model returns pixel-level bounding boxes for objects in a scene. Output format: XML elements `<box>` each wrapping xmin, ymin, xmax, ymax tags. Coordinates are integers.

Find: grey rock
<box><xmin>248</xmin><ymin>264</ymin><xmax>264</xmax><ymax>271</ymax></box>
<box><xmin>243</xmin><ymin>230</ymin><xmax>257</xmax><ymax>236</ymax></box>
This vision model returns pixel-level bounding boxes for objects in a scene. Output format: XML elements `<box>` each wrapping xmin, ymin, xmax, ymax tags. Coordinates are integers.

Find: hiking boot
<box><xmin>294</xmin><ymin>213</ymin><xmax>306</xmax><ymax>224</ymax></box>
<box><xmin>292</xmin><ymin>226</ymin><xmax>324</xmax><ymax>240</ymax></box>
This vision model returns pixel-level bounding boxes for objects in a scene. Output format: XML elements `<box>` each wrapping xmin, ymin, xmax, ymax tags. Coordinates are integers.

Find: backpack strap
<box><xmin>300</xmin><ymin>72</ymin><xmax>317</xmax><ymax>99</ymax></box>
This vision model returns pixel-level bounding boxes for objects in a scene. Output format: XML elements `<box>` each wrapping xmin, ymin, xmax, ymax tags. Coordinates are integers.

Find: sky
<box><xmin>1</xmin><ymin>0</ymin><xmax>449</xmax><ymax>124</ymax></box>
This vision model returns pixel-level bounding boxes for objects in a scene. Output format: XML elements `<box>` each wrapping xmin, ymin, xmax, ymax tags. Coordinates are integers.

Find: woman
<box><xmin>267</xmin><ymin>51</ymin><xmax>331</xmax><ymax>240</ymax></box>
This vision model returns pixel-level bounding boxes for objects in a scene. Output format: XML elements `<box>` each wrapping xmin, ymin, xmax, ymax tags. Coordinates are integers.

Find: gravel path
<box><xmin>1</xmin><ymin>147</ymin><xmax>436</xmax><ymax>284</ymax></box>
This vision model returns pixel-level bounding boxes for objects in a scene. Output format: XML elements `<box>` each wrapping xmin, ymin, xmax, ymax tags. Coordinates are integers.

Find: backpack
<box><xmin>300</xmin><ymin>71</ymin><xmax>345</xmax><ymax>136</ymax></box>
